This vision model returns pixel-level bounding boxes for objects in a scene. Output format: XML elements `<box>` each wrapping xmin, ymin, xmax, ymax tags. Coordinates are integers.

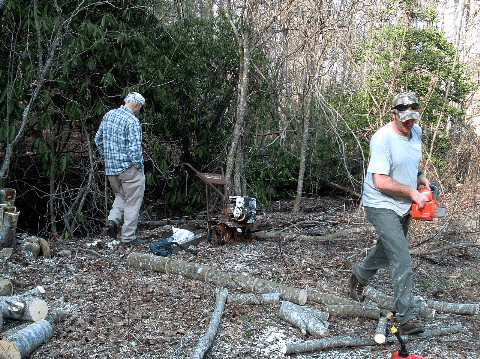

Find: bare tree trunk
<box><xmin>49</xmin><ymin>155</ymin><xmax>58</xmax><ymax>236</ymax></box>
<box><xmin>225</xmin><ymin>10</ymin><xmax>249</xmax><ymax>196</ymax></box>
<box><xmin>293</xmin><ymin>92</ymin><xmax>312</xmax><ymax>213</ymax></box>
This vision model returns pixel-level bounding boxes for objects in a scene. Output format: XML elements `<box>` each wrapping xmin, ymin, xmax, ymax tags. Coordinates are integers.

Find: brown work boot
<box><xmin>400</xmin><ymin>319</ymin><xmax>425</xmax><ymax>335</ymax></box>
<box><xmin>348</xmin><ymin>273</ymin><xmax>366</xmax><ymax>302</ymax></box>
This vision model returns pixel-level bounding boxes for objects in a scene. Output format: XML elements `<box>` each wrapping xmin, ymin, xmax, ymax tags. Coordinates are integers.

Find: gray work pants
<box><xmin>352</xmin><ymin>206</ymin><xmax>417</xmax><ymax>324</ymax></box>
<box><xmin>107</xmin><ymin>166</ymin><xmax>145</xmax><ymax>242</ymax></box>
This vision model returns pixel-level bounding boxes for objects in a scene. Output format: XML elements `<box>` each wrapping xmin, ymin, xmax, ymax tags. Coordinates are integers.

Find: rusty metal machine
<box><xmin>180</xmin><ymin>163</ymin><xmax>257</xmax><ymax>243</ymax></box>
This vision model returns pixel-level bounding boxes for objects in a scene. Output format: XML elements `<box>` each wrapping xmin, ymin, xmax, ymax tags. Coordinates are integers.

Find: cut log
<box><xmin>21</xmin><ymin>286</ymin><xmax>45</xmax><ymax>298</ymax></box>
<box><xmin>45</xmin><ymin>309</ymin><xmax>67</xmax><ymax>325</ymax></box>
<box><xmin>126</xmin><ymin>252</ymin><xmax>307</xmax><ymax>305</ymax></box>
<box><xmin>0</xmin><ymin>319</ymin><xmax>53</xmax><ymax>359</ymax></box>
<box><xmin>282</xmin><ymin>323</ymin><xmax>463</xmax><ymax>355</ymax></box>
<box><xmin>37</xmin><ymin>238</ymin><xmax>51</xmax><ymax>259</ymax></box>
<box><xmin>190</xmin><ymin>288</ymin><xmax>228</xmax><ymax>359</ymax></box>
<box><xmin>306</xmin><ymin>288</ymin><xmax>354</xmax><ymax>306</ymax></box>
<box><xmin>2</xmin><ymin>211</ymin><xmax>20</xmax><ymax>249</ymax></box>
<box><xmin>374</xmin><ymin>315</ymin><xmax>388</xmax><ymax>344</ymax></box>
<box><xmin>227</xmin><ymin>292</ymin><xmax>280</xmax><ymax>305</ymax></box>
<box><xmin>0</xmin><ymin>296</ymin><xmax>48</xmax><ymax>321</ymax></box>
<box><xmin>23</xmin><ymin>241</ymin><xmax>40</xmax><ymax>258</ymax></box>
<box><xmin>0</xmin><ymin>248</ymin><xmax>13</xmax><ymax>260</ymax></box>
<box><xmin>0</xmin><ymin>279</ymin><xmax>13</xmax><ymax>296</ymax></box>
<box><xmin>278</xmin><ymin>301</ymin><xmax>329</xmax><ymax>337</ymax></box>
<box><xmin>324</xmin><ymin>304</ymin><xmax>381</xmax><ymax>320</ymax></box>
<box><xmin>364</xmin><ymin>286</ymin><xmax>435</xmax><ymax>320</ymax></box>
<box><xmin>425</xmin><ymin>299</ymin><xmax>479</xmax><ymax>315</ymax></box>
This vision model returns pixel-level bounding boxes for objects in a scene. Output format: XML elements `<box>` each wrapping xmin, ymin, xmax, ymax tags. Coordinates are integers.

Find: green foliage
<box><xmin>247</xmin><ymin>149</ymin><xmax>298</xmax><ymax>204</ymax></box>
<box><xmin>341</xmin><ymin>24</ymin><xmax>476</xmax><ymax>177</ymax></box>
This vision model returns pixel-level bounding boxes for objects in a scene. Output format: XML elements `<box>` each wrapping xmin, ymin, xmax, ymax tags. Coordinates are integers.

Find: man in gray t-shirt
<box><xmin>348</xmin><ymin>92</ymin><xmax>431</xmax><ymax>335</ymax></box>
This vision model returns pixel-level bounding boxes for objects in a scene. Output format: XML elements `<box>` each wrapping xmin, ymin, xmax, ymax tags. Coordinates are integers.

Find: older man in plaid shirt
<box><xmin>95</xmin><ymin>92</ymin><xmax>146</xmax><ymax>245</ymax></box>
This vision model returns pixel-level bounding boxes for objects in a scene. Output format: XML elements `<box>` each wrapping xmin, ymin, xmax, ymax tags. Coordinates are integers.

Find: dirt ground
<box><xmin>2</xmin><ymin>197</ymin><xmax>480</xmax><ymax>359</ymax></box>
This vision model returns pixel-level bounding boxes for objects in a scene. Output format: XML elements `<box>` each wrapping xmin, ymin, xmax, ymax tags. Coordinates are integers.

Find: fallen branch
<box><xmin>126</xmin><ymin>252</ymin><xmax>307</xmax><ymax>305</ymax></box>
<box><xmin>227</xmin><ymin>292</ymin><xmax>280</xmax><ymax>305</ymax></box>
<box><xmin>190</xmin><ymin>288</ymin><xmax>228</xmax><ymax>359</ymax></box>
<box><xmin>282</xmin><ymin>323</ymin><xmax>463</xmax><ymax>355</ymax></box>
<box><xmin>278</xmin><ymin>301</ymin><xmax>329</xmax><ymax>337</ymax></box>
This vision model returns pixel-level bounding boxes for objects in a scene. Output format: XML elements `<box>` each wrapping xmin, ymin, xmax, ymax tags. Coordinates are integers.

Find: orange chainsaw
<box><xmin>411</xmin><ymin>181</ymin><xmax>446</xmax><ymax>220</ymax></box>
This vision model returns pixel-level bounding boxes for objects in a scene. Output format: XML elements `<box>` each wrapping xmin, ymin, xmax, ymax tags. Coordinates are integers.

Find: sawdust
<box><xmin>1</xmin><ymin>197</ymin><xmax>480</xmax><ymax>359</ymax></box>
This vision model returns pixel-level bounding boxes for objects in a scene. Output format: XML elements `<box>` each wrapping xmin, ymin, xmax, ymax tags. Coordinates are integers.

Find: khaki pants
<box><xmin>352</xmin><ymin>206</ymin><xmax>417</xmax><ymax>324</ymax></box>
<box><xmin>107</xmin><ymin>166</ymin><xmax>145</xmax><ymax>242</ymax></box>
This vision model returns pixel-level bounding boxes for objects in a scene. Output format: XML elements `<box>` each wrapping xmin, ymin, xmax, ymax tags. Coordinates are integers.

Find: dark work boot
<box><xmin>348</xmin><ymin>273</ymin><xmax>366</xmax><ymax>302</ymax></box>
<box><xmin>105</xmin><ymin>220</ymin><xmax>118</xmax><ymax>239</ymax></box>
<box><xmin>400</xmin><ymin>319</ymin><xmax>425</xmax><ymax>335</ymax></box>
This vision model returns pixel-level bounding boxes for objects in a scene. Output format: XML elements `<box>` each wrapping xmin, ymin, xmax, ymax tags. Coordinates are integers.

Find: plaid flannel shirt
<box><xmin>95</xmin><ymin>105</ymin><xmax>144</xmax><ymax>175</ymax></box>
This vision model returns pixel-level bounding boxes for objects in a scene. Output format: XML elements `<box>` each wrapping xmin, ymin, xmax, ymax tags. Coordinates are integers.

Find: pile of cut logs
<box><xmin>0</xmin><ymin>279</ymin><xmax>64</xmax><ymax>359</ymax></box>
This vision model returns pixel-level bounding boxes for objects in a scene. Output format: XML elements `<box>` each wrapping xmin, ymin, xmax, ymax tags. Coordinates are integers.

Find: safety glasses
<box><xmin>394</xmin><ymin>103</ymin><xmax>419</xmax><ymax>111</ymax></box>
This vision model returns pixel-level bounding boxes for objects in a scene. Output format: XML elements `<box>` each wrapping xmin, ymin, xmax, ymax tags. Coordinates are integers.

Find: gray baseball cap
<box><xmin>392</xmin><ymin>92</ymin><xmax>420</xmax><ymax>122</ymax></box>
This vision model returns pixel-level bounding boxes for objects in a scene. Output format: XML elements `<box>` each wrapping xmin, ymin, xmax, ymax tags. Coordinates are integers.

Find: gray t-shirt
<box><xmin>362</xmin><ymin>122</ymin><xmax>422</xmax><ymax>216</ymax></box>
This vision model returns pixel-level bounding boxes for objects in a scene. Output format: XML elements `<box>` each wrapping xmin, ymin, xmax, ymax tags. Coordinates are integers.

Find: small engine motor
<box><xmin>227</xmin><ymin>196</ymin><xmax>256</xmax><ymax>224</ymax></box>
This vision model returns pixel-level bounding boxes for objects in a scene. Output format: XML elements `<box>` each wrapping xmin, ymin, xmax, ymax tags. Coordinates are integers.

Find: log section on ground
<box><xmin>0</xmin><ymin>296</ymin><xmax>48</xmax><ymax>322</ymax></box>
<box><xmin>364</xmin><ymin>286</ymin><xmax>478</xmax><ymax>317</ymax></box>
<box><xmin>189</xmin><ymin>288</ymin><xmax>228</xmax><ymax>359</ymax></box>
<box><xmin>0</xmin><ymin>279</ymin><xmax>13</xmax><ymax>296</ymax></box>
<box><xmin>278</xmin><ymin>301</ymin><xmax>329</xmax><ymax>337</ymax></box>
<box><xmin>227</xmin><ymin>292</ymin><xmax>280</xmax><ymax>305</ymax></box>
<box><xmin>0</xmin><ymin>319</ymin><xmax>54</xmax><ymax>359</ymax></box>
<box><xmin>282</xmin><ymin>323</ymin><xmax>463</xmax><ymax>355</ymax></box>
<box><xmin>364</xmin><ymin>286</ymin><xmax>435</xmax><ymax>319</ymax></box>
<box><xmin>126</xmin><ymin>252</ymin><xmax>307</xmax><ymax>305</ymax></box>
<box><xmin>126</xmin><ymin>253</ymin><xmax>367</xmax><ymax>310</ymax></box>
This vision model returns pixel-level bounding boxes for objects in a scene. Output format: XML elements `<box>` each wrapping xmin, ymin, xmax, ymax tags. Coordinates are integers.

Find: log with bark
<box><xmin>227</xmin><ymin>292</ymin><xmax>280</xmax><ymax>305</ymax></box>
<box><xmin>0</xmin><ymin>320</ymin><xmax>52</xmax><ymax>359</ymax></box>
<box><xmin>0</xmin><ymin>289</ymin><xmax>48</xmax><ymax>323</ymax></box>
<box><xmin>364</xmin><ymin>286</ymin><xmax>435</xmax><ymax>320</ymax></box>
<box><xmin>0</xmin><ymin>308</ymin><xmax>67</xmax><ymax>358</ymax></box>
<box><xmin>324</xmin><ymin>304</ymin><xmax>381</xmax><ymax>320</ymax></box>
<box><xmin>282</xmin><ymin>323</ymin><xmax>463</xmax><ymax>355</ymax></box>
<box><xmin>126</xmin><ymin>252</ymin><xmax>307</xmax><ymax>305</ymax></box>
<box><xmin>190</xmin><ymin>288</ymin><xmax>228</xmax><ymax>359</ymax></box>
<box><xmin>0</xmin><ymin>279</ymin><xmax>13</xmax><ymax>296</ymax></box>
<box><xmin>374</xmin><ymin>315</ymin><xmax>388</xmax><ymax>344</ymax></box>
<box><xmin>425</xmin><ymin>299</ymin><xmax>479</xmax><ymax>315</ymax></box>
<box><xmin>278</xmin><ymin>301</ymin><xmax>329</xmax><ymax>337</ymax></box>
